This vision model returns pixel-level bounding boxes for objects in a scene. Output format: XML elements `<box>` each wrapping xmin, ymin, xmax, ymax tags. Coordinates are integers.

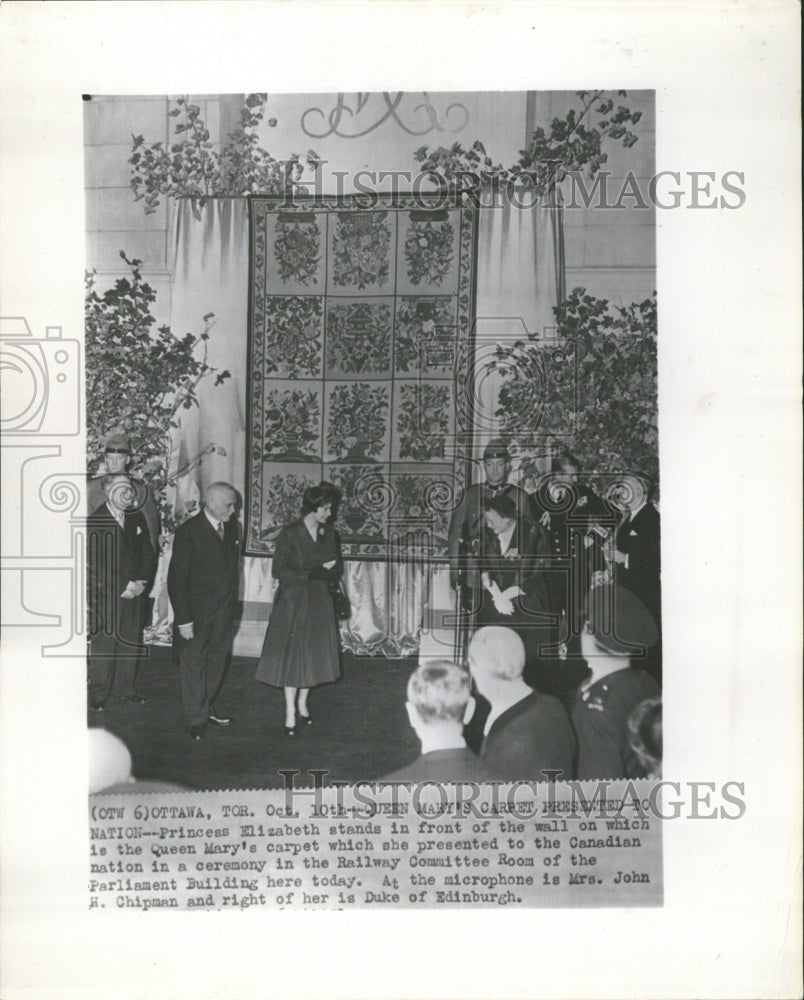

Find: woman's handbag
<box><xmin>330</xmin><ymin>581</ymin><xmax>352</xmax><ymax>621</ymax></box>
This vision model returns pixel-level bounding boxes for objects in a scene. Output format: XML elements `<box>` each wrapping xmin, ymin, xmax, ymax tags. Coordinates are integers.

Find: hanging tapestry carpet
<box><xmin>245</xmin><ymin>193</ymin><xmax>478</xmax><ymax>559</ymax></box>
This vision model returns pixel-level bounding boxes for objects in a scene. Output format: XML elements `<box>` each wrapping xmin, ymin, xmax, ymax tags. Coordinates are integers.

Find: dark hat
<box><xmin>486</xmin><ymin>494</ymin><xmax>517</xmax><ymax>521</ymax></box>
<box><xmin>483</xmin><ymin>438</ymin><xmax>510</xmax><ymax>460</ymax></box>
<box><xmin>585</xmin><ymin>582</ymin><xmax>658</xmax><ymax>655</ymax></box>
<box><xmin>104</xmin><ymin>431</ymin><xmax>131</xmax><ymax>453</ymax></box>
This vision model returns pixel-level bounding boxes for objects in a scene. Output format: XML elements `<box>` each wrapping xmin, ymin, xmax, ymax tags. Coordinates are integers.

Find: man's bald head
<box><xmin>204</xmin><ymin>482</ymin><xmax>237</xmax><ymax>523</ymax></box>
<box><xmin>467</xmin><ymin>626</ymin><xmax>526</xmax><ymax>683</ymax></box>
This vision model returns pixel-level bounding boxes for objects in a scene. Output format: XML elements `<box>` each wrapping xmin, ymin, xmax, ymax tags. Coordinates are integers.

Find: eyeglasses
<box><xmin>105</xmin><ymin>448</ymin><xmax>130</xmax><ymax>455</ymax></box>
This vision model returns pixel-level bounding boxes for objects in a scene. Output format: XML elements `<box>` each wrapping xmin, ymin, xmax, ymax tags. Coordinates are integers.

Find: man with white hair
<box><xmin>467</xmin><ymin>626</ymin><xmax>576</xmax><ymax>781</ymax></box>
<box><xmin>381</xmin><ymin>660</ymin><xmax>498</xmax><ymax>782</ymax></box>
<box><xmin>167</xmin><ymin>482</ymin><xmax>240</xmax><ymax>740</ymax></box>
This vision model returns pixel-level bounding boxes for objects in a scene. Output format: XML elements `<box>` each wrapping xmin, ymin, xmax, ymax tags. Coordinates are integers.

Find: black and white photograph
<box><xmin>0</xmin><ymin>2</ymin><xmax>800</xmax><ymax>998</ymax></box>
<box><xmin>80</xmin><ymin>88</ymin><xmax>662</xmax><ymax>792</ymax></box>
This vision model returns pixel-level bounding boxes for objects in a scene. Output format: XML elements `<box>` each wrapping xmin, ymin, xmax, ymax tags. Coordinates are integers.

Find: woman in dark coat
<box><xmin>474</xmin><ymin>493</ymin><xmax>563</xmax><ymax>695</ymax></box>
<box><xmin>256</xmin><ymin>483</ymin><xmax>342</xmax><ymax>735</ymax></box>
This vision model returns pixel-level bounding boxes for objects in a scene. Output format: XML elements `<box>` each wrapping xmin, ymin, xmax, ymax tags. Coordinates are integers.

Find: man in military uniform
<box><xmin>536</xmin><ymin>450</ymin><xmax>614</xmax><ymax>626</ymax></box>
<box><xmin>571</xmin><ymin>581</ymin><xmax>660</xmax><ymax>780</ymax></box>
<box><xmin>447</xmin><ymin>439</ymin><xmax>538</xmax><ymax>614</ymax></box>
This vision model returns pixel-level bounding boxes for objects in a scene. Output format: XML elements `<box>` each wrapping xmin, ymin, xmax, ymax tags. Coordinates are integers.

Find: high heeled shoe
<box><xmin>284</xmin><ymin>723</ymin><xmax>296</xmax><ymax>737</ymax></box>
<box><xmin>298</xmin><ymin>710</ymin><xmax>312</xmax><ymax>726</ymax></box>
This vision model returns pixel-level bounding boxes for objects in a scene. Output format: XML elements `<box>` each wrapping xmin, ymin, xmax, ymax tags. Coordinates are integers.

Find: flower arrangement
<box><xmin>396</xmin><ymin>383</ymin><xmax>451</xmax><ymax>462</ymax></box>
<box><xmin>326</xmin><ymin>302</ymin><xmax>392</xmax><ymax>374</ymax></box>
<box><xmin>331</xmin><ymin>213</ymin><xmax>391</xmax><ymax>289</ymax></box>
<box><xmin>263</xmin><ymin>296</ymin><xmax>323</xmax><ymax>378</ymax></box>
<box><xmin>263</xmin><ymin>387</ymin><xmax>320</xmax><ymax>460</ymax></box>
<box><xmin>404</xmin><ymin>219</ymin><xmax>455</xmax><ymax>286</ymax></box>
<box><xmin>326</xmin><ymin>383</ymin><xmax>389</xmax><ymax>461</ymax></box>
<box><xmin>274</xmin><ymin>216</ymin><xmax>322</xmax><ymax>286</ymax></box>
<box><xmin>395</xmin><ymin>297</ymin><xmax>455</xmax><ymax>373</ymax></box>
<box><xmin>262</xmin><ymin>472</ymin><xmax>317</xmax><ymax>536</ymax></box>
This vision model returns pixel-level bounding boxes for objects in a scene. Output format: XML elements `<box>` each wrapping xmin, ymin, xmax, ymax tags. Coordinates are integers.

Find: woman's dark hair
<box><xmin>301</xmin><ymin>481</ymin><xmax>341</xmax><ymax>515</ymax></box>
<box><xmin>486</xmin><ymin>494</ymin><xmax>517</xmax><ymax>521</ymax></box>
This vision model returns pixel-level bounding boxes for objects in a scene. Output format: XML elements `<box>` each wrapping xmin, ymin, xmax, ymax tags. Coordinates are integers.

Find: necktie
<box><xmin>217</xmin><ymin>522</ymin><xmax>224</xmax><ymax>541</ymax></box>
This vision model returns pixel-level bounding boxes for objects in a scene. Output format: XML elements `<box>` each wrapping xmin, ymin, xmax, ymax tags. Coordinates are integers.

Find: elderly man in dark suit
<box><xmin>87</xmin><ymin>474</ymin><xmax>158</xmax><ymax>711</ymax></box>
<box><xmin>467</xmin><ymin>626</ymin><xmax>576</xmax><ymax>782</ymax></box>
<box><xmin>167</xmin><ymin>482</ymin><xmax>240</xmax><ymax>740</ymax></box>
<box><xmin>381</xmin><ymin>660</ymin><xmax>498</xmax><ymax>783</ymax></box>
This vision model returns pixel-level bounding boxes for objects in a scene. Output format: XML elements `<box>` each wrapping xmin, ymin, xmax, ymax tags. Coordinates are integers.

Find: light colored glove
<box><xmin>491</xmin><ymin>589</ymin><xmax>515</xmax><ymax>616</ymax></box>
<box><xmin>501</xmin><ymin>585</ymin><xmax>524</xmax><ymax>600</ymax></box>
<box><xmin>178</xmin><ymin>622</ymin><xmax>194</xmax><ymax>640</ymax></box>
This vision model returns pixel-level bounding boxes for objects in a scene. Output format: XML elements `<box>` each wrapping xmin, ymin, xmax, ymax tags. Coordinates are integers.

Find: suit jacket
<box><xmin>476</xmin><ymin>518</ymin><xmax>548</xmax><ymax>596</ymax></box>
<box><xmin>480</xmin><ymin>691</ymin><xmax>576</xmax><ymax>782</ymax></box>
<box><xmin>448</xmin><ymin>481</ymin><xmax>540</xmax><ymax>588</ymax></box>
<box><xmin>615</xmin><ymin>503</ymin><xmax>661</xmax><ymax>621</ymax></box>
<box><xmin>167</xmin><ymin>510</ymin><xmax>240</xmax><ymax>627</ymax></box>
<box><xmin>381</xmin><ymin>746</ymin><xmax>499</xmax><ymax>783</ymax></box>
<box><xmin>87</xmin><ymin>502</ymin><xmax>157</xmax><ymax>635</ymax></box>
<box><xmin>87</xmin><ymin>475</ymin><xmax>160</xmax><ymax>553</ymax></box>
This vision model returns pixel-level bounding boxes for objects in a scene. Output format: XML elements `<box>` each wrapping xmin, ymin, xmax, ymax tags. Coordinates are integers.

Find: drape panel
<box><xmin>150</xmin><ymin>193</ymin><xmax>562</xmax><ymax>657</ymax></box>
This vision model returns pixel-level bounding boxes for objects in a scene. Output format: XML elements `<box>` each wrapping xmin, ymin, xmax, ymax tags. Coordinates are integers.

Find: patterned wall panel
<box><xmin>246</xmin><ymin>194</ymin><xmax>478</xmax><ymax>558</ymax></box>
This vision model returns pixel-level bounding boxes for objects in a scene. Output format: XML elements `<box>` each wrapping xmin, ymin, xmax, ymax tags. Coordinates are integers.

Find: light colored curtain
<box><xmin>150</xmin><ymin>194</ymin><xmax>563</xmax><ymax>657</ymax></box>
<box><xmin>472</xmin><ymin>189</ymin><xmax>564</xmax><ymax>472</ymax></box>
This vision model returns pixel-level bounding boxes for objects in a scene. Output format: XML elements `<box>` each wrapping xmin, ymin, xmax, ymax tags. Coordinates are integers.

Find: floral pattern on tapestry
<box><xmin>404</xmin><ymin>219</ymin><xmax>455</xmax><ymax>286</ymax></box>
<box><xmin>328</xmin><ymin>465</ymin><xmax>388</xmax><ymax>540</ymax></box>
<box><xmin>331</xmin><ymin>212</ymin><xmax>391</xmax><ymax>289</ymax></box>
<box><xmin>390</xmin><ymin>472</ymin><xmax>451</xmax><ymax>544</ymax></box>
<box><xmin>247</xmin><ymin>194</ymin><xmax>476</xmax><ymax>557</ymax></box>
<box><xmin>274</xmin><ymin>216</ymin><xmax>322</xmax><ymax>286</ymax></box>
<box><xmin>263</xmin><ymin>386</ymin><xmax>320</xmax><ymax>461</ymax></box>
<box><xmin>326</xmin><ymin>301</ymin><xmax>392</xmax><ymax>376</ymax></box>
<box><xmin>326</xmin><ymin>383</ymin><xmax>389</xmax><ymax>463</ymax></box>
<box><xmin>396</xmin><ymin>383</ymin><xmax>451</xmax><ymax>462</ymax></box>
<box><xmin>262</xmin><ymin>470</ymin><xmax>317</xmax><ymax>539</ymax></box>
<box><xmin>264</xmin><ymin>296</ymin><xmax>323</xmax><ymax>378</ymax></box>
<box><xmin>395</xmin><ymin>296</ymin><xmax>456</xmax><ymax>374</ymax></box>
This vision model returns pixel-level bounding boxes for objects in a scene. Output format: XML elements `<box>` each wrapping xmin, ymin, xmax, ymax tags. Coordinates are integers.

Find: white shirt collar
<box><xmin>204</xmin><ymin>508</ymin><xmax>222</xmax><ymax>533</ymax></box>
<box><xmin>496</xmin><ymin>523</ymin><xmax>516</xmax><ymax>553</ymax></box>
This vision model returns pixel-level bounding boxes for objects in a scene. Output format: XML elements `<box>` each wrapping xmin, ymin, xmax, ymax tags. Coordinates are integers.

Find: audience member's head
<box><xmin>628</xmin><ymin>696</ymin><xmax>662</xmax><ymax>777</ymax></box>
<box><xmin>405</xmin><ymin>660</ymin><xmax>474</xmax><ymax>742</ymax></box>
<box><xmin>582</xmin><ymin>582</ymin><xmax>658</xmax><ymax>664</ymax></box>
<box><xmin>467</xmin><ymin>626</ymin><xmax>527</xmax><ymax>701</ymax></box>
<box><xmin>89</xmin><ymin>728</ymin><xmax>135</xmax><ymax>793</ymax></box>
<box><xmin>89</xmin><ymin>728</ymin><xmax>190</xmax><ymax>795</ymax></box>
